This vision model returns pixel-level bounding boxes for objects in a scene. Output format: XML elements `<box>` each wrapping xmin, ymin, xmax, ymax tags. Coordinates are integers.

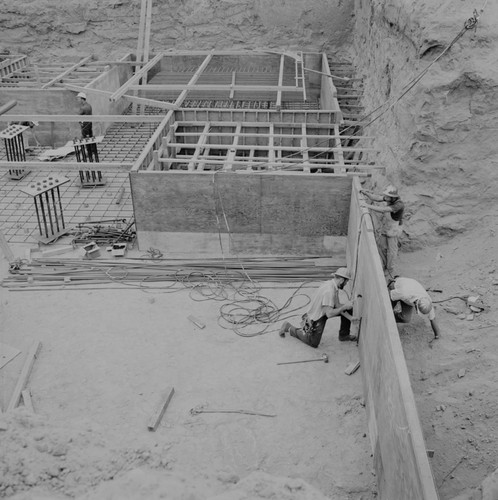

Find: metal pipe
<box><xmin>44</xmin><ymin>191</ymin><xmax>54</xmax><ymax>236</ymax></box>
<box><xmin>50</xmin><ymin>188</ymin><xmax>60</xmax><ymax>233</ymax></box>
<box><xmin>19</xmin><ymin>133</ymin><xmax>26</xmax><ymax>161</ymax></box>
<box><xmin>0</xmin><ymin>100</ymin><xmax>17</xmax><ymax>116</ymax></box>
<box><xmin>56</xmin><ymin>186</ymin><xmax>65</xmax><ymax>229</ymax></box>
<box><xmin>33</xmin><ymin>197</ymin><xmax>43</xmax><ymax>235</ymax></box>
<box><xmin>37</xmin><ymin>194</ymin><xmax>49</xmax><ymax>237</ymax></box>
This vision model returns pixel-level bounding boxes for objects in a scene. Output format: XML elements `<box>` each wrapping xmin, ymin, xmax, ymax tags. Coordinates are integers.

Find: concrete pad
<box><xmin>0</xmin><ymin>275</ymin><xmax>373</xmax><ymax>497</ymax></box>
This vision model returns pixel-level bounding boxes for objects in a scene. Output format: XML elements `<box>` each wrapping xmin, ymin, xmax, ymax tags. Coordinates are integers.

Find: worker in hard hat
<box><xmin>388</xmin><ymin>276</ymin><xmax>441</xmax><ymax>339</ymax></box>
<box><xmin>76</xmin><ymin>92</ymin><xmax>98</xmax><ymax>161</ymax></box>
<box><xmin>77</xmin><ymin>92</ymin><xmax>93</xmax><ymax>138</ymax></box>
<box><xmin>360</xmin><ymin>185</ymin><xmax>405</xmax><ymax>277</ymax></box>
<box><xmin>279</xmin><ymin>267</ymin><xmax>356</xmax><ymax>348</ymax></box>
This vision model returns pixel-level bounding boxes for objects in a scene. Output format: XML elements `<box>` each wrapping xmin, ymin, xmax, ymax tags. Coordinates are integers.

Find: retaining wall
<box><xmin>130</xmin><ymin>171</ymin><xmax>351</xmax><ymax>256</ymax></box>
<box><xmin>347</xmin><ymin>177</ymin><xmax>439</xmax><ymax>499</ymax></box>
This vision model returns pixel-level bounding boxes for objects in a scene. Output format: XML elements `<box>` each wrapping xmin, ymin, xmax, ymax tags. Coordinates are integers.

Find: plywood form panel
<box><xmin>131</xmin><ymin>172</ymin><xmax>351</xmax><ymax>238</ymax></box>
<box><xmin>348</xmin><ymin>180</ymin><xmax>439</xmax><ymax>499</ymax></box>
<box><xmin>131</xmin><ymin>172</ymin><xmax>220</xmax><ymax>232</ymax></box>
<box><xmin>260</xmin><ymin>175</ymin><xmax>350</xmax><ymax>236</ymax></box>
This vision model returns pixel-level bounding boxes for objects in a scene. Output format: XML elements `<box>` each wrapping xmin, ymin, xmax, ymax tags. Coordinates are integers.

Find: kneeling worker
<box><xmin>279</xmin><ymin>268</ymin><xmax>356</xmax><ymax>348</ymax></box>
<box><xmin>388</xmin><ymin>276</ymin><xmax>441</xmax><ymax>339</ymax></box>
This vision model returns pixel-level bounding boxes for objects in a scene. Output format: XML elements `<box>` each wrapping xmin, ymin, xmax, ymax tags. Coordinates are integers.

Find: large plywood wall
<box><xmin>130</xmin><ymin>171</ymin><xmax>351</xmax><ymax>255</ymax></box>
<box><xmin>347</xmin><ymin>178</ymin><xmax>439</xmax><ymax>500</ymax></box>
<box><xmin>0</xmin><ymin>64</ymin><xmax>132</xmax><ymax>146</ymax></box>
<box><xmin>131</xmin><ymin>171</ymin><xmax>351</xmax><ymax>235</ymax></box>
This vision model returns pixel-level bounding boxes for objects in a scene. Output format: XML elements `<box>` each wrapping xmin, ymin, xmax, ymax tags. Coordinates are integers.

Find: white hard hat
<box><xmin>416</xmin><ymin>297</ymin><xmax>433</xmax><ymax>315</ymax></box>
<box><xmin>334</xmin><ymin>267</ymin><xmax>351</xmax><ymax>280</ymax></box>
<box><xmin>383</xmin><ymin>185</ymin><xmax>399</xmax><ymax>199</ymax></box>
<box><xmin>77</xmin><ymin>92</ymin><xmax>87</xmax><ymax>99</ymax></box>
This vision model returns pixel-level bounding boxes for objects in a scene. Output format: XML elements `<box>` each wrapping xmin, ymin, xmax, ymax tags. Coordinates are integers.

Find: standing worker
<box><xmin>388</xmin><ymin>276</ymin><xmax>441</xmax><ymax>339</ymax></box>
<box><xmin>76</xmin><ymin>92</ymin><xmax>97</xmax><ymax>161</ymax></box>
<box><xmin>77</xmin><ymin>92</ymin><xmax>93</xmax><ymax>138</ymax></box>
<box><xmin>279</xmin><ymin>268</ymin><xmax>356</xmax><ymax>348</ymax></box>
<box><xmin>360</xmin><ymin>185</ymin><xmax>404</xmax><ymax>277</ymax></box>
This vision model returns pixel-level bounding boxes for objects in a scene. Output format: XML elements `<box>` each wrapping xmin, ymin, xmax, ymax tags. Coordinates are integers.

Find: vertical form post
<box><xmin>50</xmin><ymin>189</ymin><xmax>60</xmax><ymax>233</ymax></box>
<box><xmin>33</xmin><ymin>197</ymin><xmax>43</xmax><ymax>236</ymax></box>
<box><xmin>56</xmin><ymin>186</ymin><xmax>65</xmax><ymax>229</ymax></box>
<box><xmin>20</xmin><ymin>176</ymin><xmax>70</xmax><ymax>244</ymax></box>
<box><xmin>72</xmin><ymin>137</ymin><xmax>105</xmax><ymax>187</ymax></box>
<box><xmin>37</xmin><ymin>193</ymin><xmax>49</xmax><ymax>238</ymax></box>
<box><xmin>1</xmin><ymin>124</ymin><xmax>30</xmax><ymax>180</ymax></box>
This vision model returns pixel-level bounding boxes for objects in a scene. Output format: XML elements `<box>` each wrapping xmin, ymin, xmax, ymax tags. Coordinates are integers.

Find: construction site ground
<box><xmin>0</xmin><ymin>237</ymin><xmax>377</xmax><ymax>500</ymax></box>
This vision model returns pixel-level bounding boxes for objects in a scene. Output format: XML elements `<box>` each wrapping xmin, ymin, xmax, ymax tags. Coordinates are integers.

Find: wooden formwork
<box><xmin>347</xmin><ymin>177</ymin><xmax>439</xmax><ymax>500</ymax></box>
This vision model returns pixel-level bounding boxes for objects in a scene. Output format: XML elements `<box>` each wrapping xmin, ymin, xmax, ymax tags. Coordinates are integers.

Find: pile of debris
<box><xmin>70</xmin><ymin>218</ymin><xmax>136</xmax><ymax>246</ymax></box>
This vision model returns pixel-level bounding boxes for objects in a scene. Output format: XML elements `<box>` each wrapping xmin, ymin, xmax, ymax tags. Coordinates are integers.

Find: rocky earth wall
<box><xmin>352</xmin><ymin>0</ymin><xmax>498</xmax><ymax>248</ymax></box>
<box><xmin>0</xmin><ymin>0</ymin><xmax>353</xmax><ymax>59</ymax></box>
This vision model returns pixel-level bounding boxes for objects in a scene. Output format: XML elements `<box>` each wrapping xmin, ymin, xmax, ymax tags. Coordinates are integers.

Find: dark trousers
<box><xmin>392</xmin><ymin>300</ymin><xmax>413</xmax><ymax>323</ymax></box>
<box><xmin>289</xmin><ymin>312</ymin><xmax>352</xmax><ymax>348</ymax></box>
<box><xmin>81</xmin><ymin>124</ymin><xmax>98</xmax><ymax>162</ymax></box>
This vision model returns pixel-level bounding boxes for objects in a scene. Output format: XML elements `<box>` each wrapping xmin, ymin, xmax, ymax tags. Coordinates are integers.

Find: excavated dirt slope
<box><xmin>1</xmin><ymin>1</ymin><xmax>498</xmax><ymax>499</ymax></box>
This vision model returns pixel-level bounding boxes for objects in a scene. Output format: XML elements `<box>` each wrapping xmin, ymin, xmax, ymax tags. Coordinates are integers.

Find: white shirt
<box><xmin>390</xmin><ymin>277</ymin><xmax>436</xmax><ymax>320</ymax></box>
<box><xmin>307</xmin><ymin>280</ymin><xmax>340</xmax><ymax>321</ymax></box>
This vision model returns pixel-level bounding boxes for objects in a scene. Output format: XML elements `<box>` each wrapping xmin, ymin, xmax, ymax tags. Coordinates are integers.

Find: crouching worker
<box><xmin>388</xmin><ymin>276</ymin><xmax>441</xmax><ymax>339</ymax></box>
<box><xmin>279</xmin><ymin>268</ymin><xmax>356</xmax><ymax>348</ymax></box>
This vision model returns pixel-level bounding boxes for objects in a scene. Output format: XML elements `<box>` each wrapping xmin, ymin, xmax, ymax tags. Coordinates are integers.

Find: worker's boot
<box><xmin>338</xmin><ymin>313</ymin><xmax>356</xmax><ymax>342</ymax></box>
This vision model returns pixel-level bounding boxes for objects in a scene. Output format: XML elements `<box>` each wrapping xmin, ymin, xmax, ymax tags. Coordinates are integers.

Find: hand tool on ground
<box><xmin>277</xmin><ymin>353</ymin><xmax>328</xmax><ymax>365</ymax></box>
<box><xmin>190</xmin><ymin>405</ymin><xmax>275</xmax><ymax>417</ymax></box>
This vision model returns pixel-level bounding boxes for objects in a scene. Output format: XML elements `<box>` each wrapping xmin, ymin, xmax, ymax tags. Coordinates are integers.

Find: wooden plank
<box><xmin>63</xmin><ymin>83</ymin><xmax>178</xmax><ymax>111</ymax></box>
<box><xmin>159</xmin><ymin>156</ymin><xmax>383</xmax><ymax>170</ymax></box>
<box><xmin>351</xmin><ymin>179</ymin><xmax>439</xmax><ymax>499</ymax></box>
<box><xmin>136</xmin><ymin>0</ymin><xmax>152</xmax><ymax>114</ymax></box>
<box><xmin>345</xmin><ymin>360</ymin><xmax>360</xmax><ymax>375</ymax></box>
<box><xmin>147</xmin><ymin>386</ymin><xmax>175</xmax><ymax>431</ymax></box>
<box><xmin>299</xmin><ymin>52</ymin><xmax>307</xmax><ymax>101</ymax></box>
<box><xmin>110</xmin><ymin>52</ymin><xmax>164</xmax><ymax>101</ymax></box>
<box><xmin>301</xmin><ymin>123</ymin><xmax>310</xmax><ymax>173</ymax></box>
<box><xmin>276</xmin><ymin>54</ymin><xmax>285</xmax><ymax>109</ymax></box>
<box><xmin>229</xmin><ymin>71</ymin><xmax>236</xmax><ymax>100</ymax></box>
<box><xmin>21</xmin><ymin>389</ymin><xmax>35</xmax><ymax>412</ymax></box>
<box><xmin>189</xmin><ymin>123</ymin><xmax>209</xmax><ymax>171</ymax></box>
<box><xmin>0</xmin><ymin>342</ymin><xmax>21</xmax><ymax>370</ymax></box>
<box><xmin>143</xmin><ymin>0</ymin><xmax>153</xmax><ymax>66</ymax></box>
<box><xmin>0</xmin><ymin>114</ymin><xmax>164</xmax><ymax>123</ymax></box>
<box><xmin>41</xmin><ymin>55</ymin><xmax>93</xmax><ymax>89</ymax></box>
<box><xmin>174</xmin><ymin>54</ymin><xmax>213</xmax><ymax>107</ymax></box>
<box><xmin>131</xmin><ymin>83</ymin><xmax>303</xmax><ymax>93</ymax></box>
<box><xmin>130</xmin><ymin>171</ymin><xmax>352</xmax><ymax>235</ymax></box>
<box><xmin>225</xmin><ymin>123</ymin><xmax>241</xmax><ymax>171</ymax></box>
<box><xmin>187</xmin><ymin>315</ymin><xmax>205</xmax><ymax>329</ymax></box>
<box><xmin>268</xmin><ymin>123</ymin><xmax>275</xmax><ymax>169</ymax></box>
<box><xmin>6</xmin><ymin>340</ymin><xmax>42</xmax><ymax>412</ymax></box>
<box><xmin>136</xmin><ymin>0</ymin><xmax>147</xmax><ymax>69</ymax></box>
<box><xmin>0</xmin><ymin>229</ymin><xmax>15</xmax><ymax>262</ymax></box>
<box><xmin>166</xmin><ymin>141</ymin><xmax>378</xmax><ymax>154</ymax></box>
<box><xmin>0</xmin><ymin>160</ymin><xmax>133</xmax><ymax>172</ymax></box>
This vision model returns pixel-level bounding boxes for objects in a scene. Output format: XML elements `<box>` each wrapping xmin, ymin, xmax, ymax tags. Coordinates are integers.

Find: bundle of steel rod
<box><xmin>71</xmin><ymin>218</ymin><xmax>136</xmax><ymax>245</ymax></box>
<box><xmin>2</xmin><ymin>256</ymin><xmax>343</xmax><ymax>289</ymax></box>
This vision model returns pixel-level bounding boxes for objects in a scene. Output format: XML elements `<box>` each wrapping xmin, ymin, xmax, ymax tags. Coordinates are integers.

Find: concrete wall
<box><xmin>0</xmin><ymin>89</ymin><xmax>76</xmax><ymax>147</ymax></box>
<box><xmin>130</xmin><ymin>171</ymin><xmax>351</xmax><ymax>256</ymax></box>
<box><xmin>0</xmin><ymin>62</ymin><xmax>132</xmax><ymax>146</ymax></box>
<box><xmin>347</xmin><ymin>178</ymin><xmax>439</xmax><ymax>499</ymax></box>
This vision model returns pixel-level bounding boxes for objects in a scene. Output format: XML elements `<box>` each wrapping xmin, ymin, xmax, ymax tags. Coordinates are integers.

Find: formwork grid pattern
<box><xmin>0</xmin><ymin>168</ymin><xmax>133</xmax><ymax>244</ymax></box>
<box><xmin>164</xmin><ymin>121</ymin><xmax>344</xmax><ymax>172</ymax></box>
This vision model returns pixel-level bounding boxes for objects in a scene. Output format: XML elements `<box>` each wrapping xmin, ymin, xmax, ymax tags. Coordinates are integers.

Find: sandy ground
<box><xmin>395</xmin><ymin>227</ymin><xmax>498</xmax><ymax>500</ymax></box>
<box><xmin>0</xmin><ymin>224</ymin><xmax>497</xmax><ymax>500</ymax></box>
<box><xmin>0</xmin><ymin>243</ymin><xmax>376</xmax><ymax>500</ymax></box>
